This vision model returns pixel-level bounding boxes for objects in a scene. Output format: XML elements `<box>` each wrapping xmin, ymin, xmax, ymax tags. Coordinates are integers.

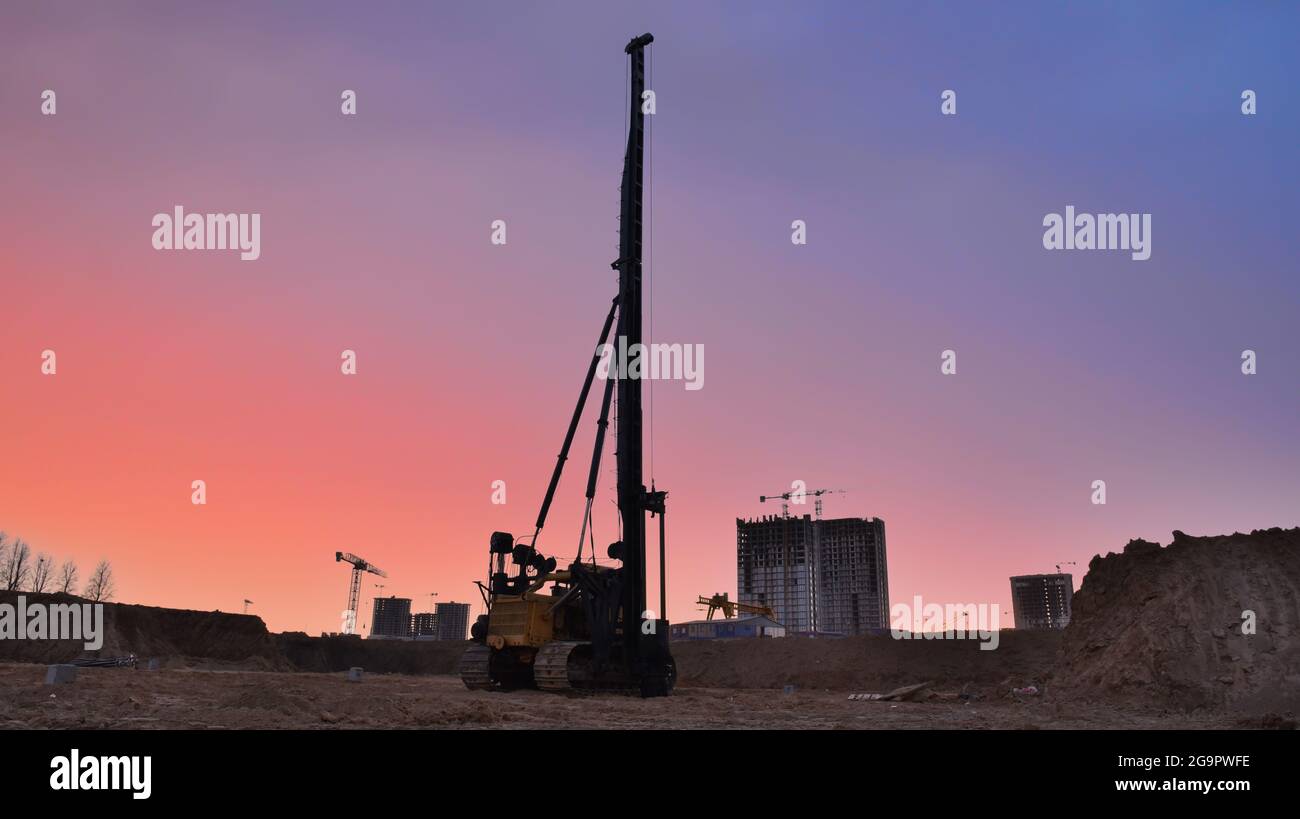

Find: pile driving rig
<box><xmin>458</xmin><ymin>33</ymin><xmax>674</xmax><ymax>697</ymax></box>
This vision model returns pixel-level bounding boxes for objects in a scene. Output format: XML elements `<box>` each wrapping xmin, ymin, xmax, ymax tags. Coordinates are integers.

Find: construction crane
<box><xmin>459</xmin><ymin>34</ymin><xmax>675</xmax><ymax>698</ymax></box>
<box><xmin>758</xmin><ymin>488</ymin><xmax>846</xmax><ymax>519</ymax></box>
<box><xmin>243</xmin><ymin>599</ymin><xmax>253</xmax><ymax>615</ymax></box>
<box><xmin>1055</xmin><ymin>561</ymin><xmax>1078</xmax><ymax>574</ymax></box>
<box><xmin>335</xmin><ymin>552</ymin><xmax>387</xmax><ymax>636</ymax></box>
<box><xmin>696</xmin><ymin>593</ymin><xmax>777</xmax><ymax>622</ymax></box>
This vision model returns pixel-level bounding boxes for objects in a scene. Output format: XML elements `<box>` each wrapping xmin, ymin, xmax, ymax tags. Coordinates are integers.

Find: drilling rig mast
<box><xmin>458</xmin><ymin>33</ymin><xmax>674</xmax><ymax>697</ymax></box>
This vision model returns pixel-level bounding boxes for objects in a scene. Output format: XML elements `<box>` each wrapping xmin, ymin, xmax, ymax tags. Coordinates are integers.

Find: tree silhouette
<box><xmin>84</xmin><ymin>560</ymin><xmax>115</xmax><ymax>602</ymax></box>
<box><xmin>58</xmin><ymin>560</ymin><xmax>79</xmax><ymax>595</ymax></box>
<box><xmin>31</xmin><ymin>553</ymin><xmax>54</xmax><ymax>593</ymax></box>
<box><xmin>2</xmin><ymin>537</ymin><xmax>32</xmax><ymax>591</ymax></box>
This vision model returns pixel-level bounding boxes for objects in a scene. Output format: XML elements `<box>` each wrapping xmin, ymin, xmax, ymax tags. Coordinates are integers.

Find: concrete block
<box><xmin>45</xmin><ymin>664</ymin><xmax>78</xmax><ymax>685</ymax></box>
<box><xmin>346</xmin><ymin>667</ymin><xmax>364</xmax><ymax>683</ymax></box>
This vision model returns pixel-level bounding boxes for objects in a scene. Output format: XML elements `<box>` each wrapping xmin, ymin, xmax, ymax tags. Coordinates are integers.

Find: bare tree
<box><xmin>0</xmin><ymin>532</ymin><xmax>10</xmax><ymax>579</ymax></box>
<box><xmin>30</xmin><ymin>553</ymin><xmax>54</xmax><ymax>593</ymax></box>
<box><xmin>84</xmin><ymin>560</ymin><xmax>114</xmax><ymax>602</ymax></box>
<box><xmin>2</xmin><ymin>538</ymin><xmax>32</xmax><ymax>591</ymax></box>
<box><xmin>57</xmin><ymin>560</ymin><xmax>79</xmax><ymax>595</ymax></box>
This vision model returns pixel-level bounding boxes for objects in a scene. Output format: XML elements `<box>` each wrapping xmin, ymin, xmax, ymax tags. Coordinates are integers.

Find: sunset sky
<box><xmin>2</xmin><ymin>1</ymin><xmax>1297</xmax><ymax>634</ymax></box>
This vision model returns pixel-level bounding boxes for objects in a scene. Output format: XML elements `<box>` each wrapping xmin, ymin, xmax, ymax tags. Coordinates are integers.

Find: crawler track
<box><xmin>457</xmin><ymin>644</ymin><xmax>493</xmax><ymax>690</ymax></box>
<box><xmin>534</xmin><ymin>640</ymin><xmax>583</xmax><ymax>692</ymax></box>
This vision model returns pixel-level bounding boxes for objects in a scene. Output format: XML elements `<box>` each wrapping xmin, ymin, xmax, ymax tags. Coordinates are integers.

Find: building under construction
<box><xmin>370</xmin><ymin>596</ymin><xmax>412</xmax><ymax>639</ymax></box>
<box><xmin>382</xmin><ymin>603</ymin><xmax>472</xmax><ymax>640</ymax></box>
<box><xmin>434</xmin><ymin>602</ymin><xmax>470</xmax><ymax>641</ymax></box>
<box><xmin>1010</xmin><ymin>573</ymin><xmax>1073</xmax><ymax>630</ymax></box>
<box><xmin>737</xmin><ymin>514</ymin><xmax>889</xmax><ymax>636</ymax></box>
<box><xmin>412</xmin><ymin>612</ymin><xmax>438</xmax><ymax>637</ymax></box>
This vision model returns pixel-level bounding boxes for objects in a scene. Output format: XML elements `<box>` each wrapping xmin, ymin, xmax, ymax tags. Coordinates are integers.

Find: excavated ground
<box><xmin>2</xmin><ymin>527</ymin><xmax>1296</xmax><ymax>729</ymax></box>
<box><xmin>0</xmin><ymin>662</ymin><xmax>1249</xmax><ymax>730</ymax></box>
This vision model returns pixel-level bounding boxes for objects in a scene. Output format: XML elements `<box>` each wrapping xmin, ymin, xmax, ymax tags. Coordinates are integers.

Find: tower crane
<box><xmin>758</xmin><ymin>488</ymin><xmax>846</xmax><ymax>519</ymax></box>
<box><xmin>336</xmin><ymin>552</ymin><xmax>387</xmax><ymax>636</ymax></box>
<box><xmin>1055</xmin><ymin>561</ymin><xmax>1077</xmax><ymax>574</ymax></box>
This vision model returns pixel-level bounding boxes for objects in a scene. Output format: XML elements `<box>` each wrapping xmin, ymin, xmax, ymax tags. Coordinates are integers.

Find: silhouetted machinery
<box><xmin>759</xmin><ymin>487</ymin><xmax>846</xmax><ymax>519</ymax></box>
<box><xmin>459</xmin><ymin>33</ymin><xmax>674</xmax><ymax>697</ymax></box>
<box><xmin>697</xmin><ymin>593</ymin><xmax>777</xmax><ymax>622</ymax></box>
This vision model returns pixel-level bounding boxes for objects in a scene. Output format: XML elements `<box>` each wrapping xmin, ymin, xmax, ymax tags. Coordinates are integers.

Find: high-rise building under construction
<box><xmin>435</xmin><ymin>601</ymin><xmax>471</xmax><ymax>641</ymax></box>
<box><xmin>370</xmin><ymin>596</ymin><xmax>412</xmax><ymax>639</ymax></box>
<box><xmin>1009</xmin><ymin>573</ymin><xmax>1073</xmax><ymax>630</ymax></box>
<box><xmin>737</xmin><ymin>514</ymin><xmax>889</xmax><ymax>635</ymax></box>
<box><xmin>412</xmin><ymin>611</ymin><xmax>439</xmax><ymax>637</ymax></box>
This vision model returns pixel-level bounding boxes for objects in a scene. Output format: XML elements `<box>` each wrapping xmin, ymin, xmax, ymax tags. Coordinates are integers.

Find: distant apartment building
<box><xmin>1010</xmin><ymin>573</ymin><xmax>1073</xmax><ymax>630</ymax></box>
<box><xmin>737</xmin><ymin>514</ymin><xmax>889</xmax><ymax>635</ymax></box>
<box><xmin>370</xmin><ymin>596</ymin><xmax>413</xmax><ymax>639</ymax></box>
<box><xmin>435</xmin><ymin>601</ymin><xmax>471</xmax><ymax>641</ymax></box>
<box><xmin>411</xmin><ymin>611</ymin><xmax>439</xmax><ymax>637</ymax></box>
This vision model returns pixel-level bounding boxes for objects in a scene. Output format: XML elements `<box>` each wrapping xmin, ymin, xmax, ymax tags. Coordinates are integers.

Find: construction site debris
<box><xmin>45</xmin><ymin>664</ymin><xmax>77</xmax><ymax>685</ymax></box>
<box><xmin>70</xmin><ymin>655</ymin><xmax>138</xmax><ymax>668</ymax></box>
<box><xmin>848</xmin><ymin>681</ymin><xmax>932</xmax><ymax>701</ymax></box>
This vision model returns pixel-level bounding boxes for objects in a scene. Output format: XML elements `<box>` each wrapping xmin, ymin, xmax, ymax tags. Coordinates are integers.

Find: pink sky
<box><xmin>2</xmin><ymin>2</ymin><xmax>1296</xmax><ymax>633</ymax></box>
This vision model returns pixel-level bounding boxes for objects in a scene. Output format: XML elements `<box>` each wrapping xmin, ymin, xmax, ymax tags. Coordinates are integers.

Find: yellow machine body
<box><xmin>485</xmin><ymin>594</ymin><xmax>563</xmax><ymax>649</ymax></box>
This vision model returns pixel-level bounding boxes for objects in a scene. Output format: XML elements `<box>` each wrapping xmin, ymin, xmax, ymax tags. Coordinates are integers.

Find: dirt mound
<box><xmin>0</xmin><ymin>591</ymin><xmax>468</xmax><ymax>673</ymax></box>
<box><xmin>0</xmin><ymin>590</ymin><xmax>286</xmax><ymax>668</ymax></box>
<box><xmin>673</xmin><ymin>630</ymin><xmax>1061</xmax><ymax>696</ymax></box>
<box><xmin>1051</xmin><ymin>527</ymin><xmax>1300</xmax><ymax>714</ymax></box>
<box><xmin>276</xmin><ymin>632</ymin><xmax>467</xmax><ymax>674</ymax></box>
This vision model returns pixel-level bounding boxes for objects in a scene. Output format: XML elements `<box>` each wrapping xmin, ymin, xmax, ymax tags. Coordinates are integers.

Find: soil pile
<box><xmin>1051</xmin><ymin>527</ymin><xmax>1300</xmax><ymax>713</ymax></box>
<box><xmin>277</xmin><ymin>632</ymin><xmax>466</xmax><ymax>674</ymax></box>
<box><xmin>673</xmin><ymin>629</ymin><xmax>1061</xmax><ymax>695</ymax></box>
<box><xmin>0</xmin><ymin>591</ymin><xmax>466</xmax><ymax>673</ymax></box>
<box><xmin>0</xmin><ymin>590</ymin><xmax>286</xmax><ymax>668</ymax></box>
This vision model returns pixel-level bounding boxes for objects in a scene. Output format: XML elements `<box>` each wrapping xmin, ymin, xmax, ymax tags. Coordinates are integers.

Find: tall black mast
<box><xmin>616</xmin><ymin>32</ymin><xmax>653</xmax><ymax>678</ymax></box>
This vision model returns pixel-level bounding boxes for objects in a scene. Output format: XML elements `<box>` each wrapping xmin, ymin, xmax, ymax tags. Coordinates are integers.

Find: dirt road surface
<box><xmin>0</xmin><ymin>663</ymin><xmax>1241</xmax><ymax>730</ymax></box>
